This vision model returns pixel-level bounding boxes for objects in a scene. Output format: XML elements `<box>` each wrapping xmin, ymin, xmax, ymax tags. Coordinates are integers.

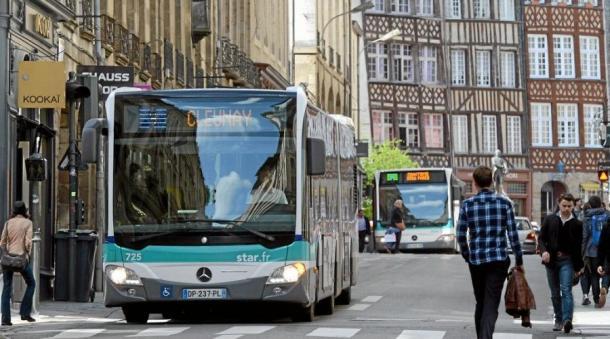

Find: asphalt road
<box><xmin>3</xmin><ymin>253</ymin><xmax>610</xmax><ymax>339</ymax></box>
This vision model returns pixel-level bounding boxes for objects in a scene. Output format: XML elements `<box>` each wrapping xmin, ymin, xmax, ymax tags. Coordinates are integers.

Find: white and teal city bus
<box><xmin>81</xmin><ymin>86</ymin><xmax>358</xmax><ymax>323</ymax></box>
<box><xmin>373</xmin><ymin>168</ymin><xmax>464</xmax><ymax>252</ymax></box>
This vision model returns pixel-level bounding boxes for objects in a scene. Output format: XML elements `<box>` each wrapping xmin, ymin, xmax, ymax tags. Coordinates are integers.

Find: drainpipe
<box><xmin>0</xmin><ymin>0</ymin><xmax>11</xmax><ymax>226</ymax></box>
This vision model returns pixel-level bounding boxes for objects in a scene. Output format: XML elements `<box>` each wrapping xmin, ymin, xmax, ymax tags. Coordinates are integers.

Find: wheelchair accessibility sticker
<box><xmin>160</xmin><ymin>285</ymin><xmax>173</xmax><ymax>298</ymax></box>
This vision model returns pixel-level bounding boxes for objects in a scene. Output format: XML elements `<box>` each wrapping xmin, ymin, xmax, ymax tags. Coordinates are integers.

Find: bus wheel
<box><xmin>122</xmin><ymin>306</ymin><xmax>149</xmax><ymax>324</ymax></box>
<box><xmin>316</xmin><ymin>294</ymin><xmax>335</xmax><ymax>315</ymax></box>
<box><xmin>336</xmin><ymin>287</ymin><xmax>351</xmax><ymax>305</ymax></box>
<box><xmin>292</xmin><ymin>303</ymin><xmax>315</xmax><ymax>322</ymax></box>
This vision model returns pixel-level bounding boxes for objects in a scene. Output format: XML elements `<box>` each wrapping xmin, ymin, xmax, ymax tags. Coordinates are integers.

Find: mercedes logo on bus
<box><xmin>196</xmin><ymin>267</ymin><xmax>212</xmax><ymax>282</ymax></box>
<box><xmin>412</xmin><ymin>235</ymin><xmax>418</xmax><ymax>241</ymax></box>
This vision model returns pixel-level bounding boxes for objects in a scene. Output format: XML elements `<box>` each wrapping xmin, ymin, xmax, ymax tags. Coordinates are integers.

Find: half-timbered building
<box><xmin>364</xmin><ymin>0</ymin><xmax>449</xmax><ymax>167</ymax></box>
<box><xmin>445</xmin><ymin>0</ymin><xmax>530</xmax><ymax>216</ymax></box>
<box><xmin>524</xmin><ymin>0</ymin><xmax>607</xmax><ymax>222</ymax></box>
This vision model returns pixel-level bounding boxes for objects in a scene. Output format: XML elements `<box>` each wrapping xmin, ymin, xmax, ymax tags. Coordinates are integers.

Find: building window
<box><xmin>499</xmin><ymin>0</ymin><xmax>515</xmax><ymax>20</ymax></box>
<box><xmin>584</xmin><ymin>104</ymin><xmax>603</xmax><ymax>147</ymax></box>
<box><xmin>476</xmin><ymin>50</ymin><xmax>491</xmax><ymax>87</ymax></box>
<box><xmin>528</xmin><ymin>35</ymin><xmax>548</xmax><ymax>78</ymax></box>
<box><xmin>500</xmin><ymin>51</ymin><xmax>516</xmax><ymax>87</ymax></box>
<box><xmin>391</xmin><ymin>0</ymin><xmax>410</xmax><ymax>13</ymax></box>
<box><xmin>372</xmin><ymin>111</ymin><xmax>393</xmax><ymax>144</ymax></box>
<box><xmin>424</xmin><ymin>113</ymin><xmax>443</xmax><ymax>148</ymax></box>
<box><xmin>399</xmin><ymin>112</ymin><xmax>419</xmax><ymax>148</ymax></box>
<box><xmin>446</xmin><ymin>0</ymin><xmax>461</xmax><ymax>18</ymax></box>
<box><xmin>531</xmin><ymin>103</ymin><xmax>552</xmax><ymax>146</ymax></box>
<box><xmin>418</xmin><ymin>0</ymin><xmax>434</xmax><ymax>15</ymax></box>
<box><xmin>482</xmin><ymin>115</ymin><xmax>497</xmax><ymax>154</ymax></box>
<box><xmin>452</xmin><ymin>115</ymin><xmax>468</xmax><ymax>153</ymax></box>
<box><xmin>558</xmin><ymin>104</ymin><xmax>579</xmax><ymax>147</ymax></box>
<box><xmin>474</xmin><ymin>0</ymin><xmax>490</xmax><ymax>18</ymax></box>
<box><xmin>580</xmin><ymin>36</ymin><xmax>600</xmax><ymax>79</ymax></box>
<box><xmin>419</xmin><ymin>46</ymin><xmax>437</xmax><ymax>83</ymax></box>
<box><xmin>451</xmin><ymin>49</ymin><xmax>466</xmax><ymax>86</ymax></box>
<box><xmin>578</xmin><ymin>0</ymin><xmax>598</xmax><ymax>5</ymax></box>
<box><xmin>553</xmin><ymin>35</ymin><xmax>574</xmax><ymax>79</ymax></box>
<box><xmin>507</xmin><ymin>116</ymin><xmax>521</xmax><ymax>154</ymax></box>
<box><xmin>372</xmin><ymin>0</ymin><xmax>385</xmax><ymax>11</ymax></box>
<box><xmin>507</xmin><ymin>182</ymin><xmax>527</xmax><ymax>195</ymax></box>
<box><xmin>367</xmin><ymin>43</ymin><xmax>388</xmax><ymax>81</ymax></box>
<box><xmin>391</xmin><ymin>44</ymin><xmax>413</xmax><ymax>82</ymax></box>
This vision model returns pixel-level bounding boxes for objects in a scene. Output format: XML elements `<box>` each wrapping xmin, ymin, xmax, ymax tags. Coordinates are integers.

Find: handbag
<box><xmin>384</xmin><ymin>231</ymin><xmax>396</xmax><ymax>243</ymax></box>
<box><xmin>0</xmin><ymin>221</ymin><xmax>28</xmax><ymax>271</ymax></box>
<box><xmin>395</xmin><ymin>220</ymin><xmax>406</xmax><ymax>231</ymax></box>
<box><xmin>0</xmin><ymin>247</ymin><xmax>27</xmax><ymax>271</ymax></box>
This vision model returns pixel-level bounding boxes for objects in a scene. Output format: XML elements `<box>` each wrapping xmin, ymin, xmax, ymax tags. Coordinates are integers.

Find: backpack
<box><xmin>590</xmin><ymin>213</ymin><xmax>608</xmax><ymax>247</ymax></box>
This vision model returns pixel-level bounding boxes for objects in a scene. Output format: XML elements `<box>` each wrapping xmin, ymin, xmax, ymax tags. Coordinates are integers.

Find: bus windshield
<box><xmin>112</xmin><ymin>92</ymin><xmax>297</xmax><ymax>247</ymax></box>
<box><xmin>379</xmin><ymin>183</ymin><xmax>449</xmax><ymax>227</ymax></box>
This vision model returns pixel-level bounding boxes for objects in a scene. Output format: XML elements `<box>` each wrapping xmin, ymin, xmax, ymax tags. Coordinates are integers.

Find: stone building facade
<box><xmin>524</xmin><ymin>0</ymin><xmax>607</xmax><ymax>222</ymax></box>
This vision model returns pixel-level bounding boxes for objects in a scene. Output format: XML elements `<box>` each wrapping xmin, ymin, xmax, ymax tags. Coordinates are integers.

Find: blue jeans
<box><xmin>2</xmin><ymin>263</ymin><xmax>36</xmax><ymax>323</ymax></box>
<box><xmin>545</xmin><ymin>257</ymin><xmax>574</xmax><ymax>323</ymax></box>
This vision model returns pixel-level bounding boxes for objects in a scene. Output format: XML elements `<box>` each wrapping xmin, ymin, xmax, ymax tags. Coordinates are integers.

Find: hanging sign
<box><xmin>18</xmin><ymin>61</ymin><xmax>66</xmax><ymax>109</ymax></box>
<box><xmin>77</xmin><ymin>65</ymin><xmax>134</xmax><ymax>100</ymax></box>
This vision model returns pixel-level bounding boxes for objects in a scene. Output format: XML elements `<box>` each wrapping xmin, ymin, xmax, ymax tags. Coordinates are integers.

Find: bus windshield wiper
<box><xmin>203</xmin><ymin>218</ymin><xmax>276</xmax><ymax>242</ymax></box>
<box><xmin>126</xmin><ymin>225</ymin><xmax>222</xmax><ymax>243</ymax></box>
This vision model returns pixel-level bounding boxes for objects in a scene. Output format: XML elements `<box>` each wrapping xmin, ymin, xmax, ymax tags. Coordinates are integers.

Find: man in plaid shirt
<box><xmin>457</xmin><ymin>166</ymin><xmax>523</xmax><ymax>339</ymax></box>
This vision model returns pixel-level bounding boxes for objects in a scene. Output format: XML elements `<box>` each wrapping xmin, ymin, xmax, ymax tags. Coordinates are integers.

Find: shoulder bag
<box><xmin>0</xmin><ymin>221</ymin><xmax>28</xmax><ymax>271</ymax></box>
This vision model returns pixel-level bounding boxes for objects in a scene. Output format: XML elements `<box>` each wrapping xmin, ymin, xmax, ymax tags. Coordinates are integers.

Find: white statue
<box><xmin>492</xmin><ymin>149</ymin><xmax>509</xmax><ymax>198</ymax></box>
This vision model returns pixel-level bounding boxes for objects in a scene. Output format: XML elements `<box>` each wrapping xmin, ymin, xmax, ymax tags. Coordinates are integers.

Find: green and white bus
<box><xmin>373</xmin><ymin>168</ymin><xmax>464</xmax><ymax>252</ymax></box>
<box><xmin>82</xmin><ymin>87</ymin><xmax>358</xmax><ymax>323</ymax></box>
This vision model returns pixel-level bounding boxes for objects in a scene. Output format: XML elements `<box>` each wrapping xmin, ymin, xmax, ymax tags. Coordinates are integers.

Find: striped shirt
<box><xmin>457</xmin><ymin>189</ymin><xmax>523</xmax><ymax>266</ymax></box>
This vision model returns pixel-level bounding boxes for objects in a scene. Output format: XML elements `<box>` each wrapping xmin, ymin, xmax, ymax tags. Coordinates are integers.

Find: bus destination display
<box><xmin>380</xmin><ymin>170</ymin><xmax>446</xmax><ymax>185</ymax></box>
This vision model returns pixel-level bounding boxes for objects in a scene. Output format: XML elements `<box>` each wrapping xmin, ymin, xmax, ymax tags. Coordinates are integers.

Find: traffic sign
<box><xmin>598</xmin><ymin>169</ymin><xmax>609</xmax><ymax>182</ymax></box>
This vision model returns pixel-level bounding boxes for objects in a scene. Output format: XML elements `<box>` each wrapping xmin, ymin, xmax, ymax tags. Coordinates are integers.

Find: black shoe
<box><xmin>21</xmin><ymin>315</ymin><xmax>36</xmax><ymax>322</ymax></box>
<box><xmin>563</xmin><ymin>320</ymin><xmax>572</xmax><ymax>334</ymax></box>
<box><xmin>1</xmin><ymin>321</ymin><xmax>12</xmax><ymax>326</ymax></box>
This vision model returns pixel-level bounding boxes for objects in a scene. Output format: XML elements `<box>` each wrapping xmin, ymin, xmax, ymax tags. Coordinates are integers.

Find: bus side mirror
<box><xmin>306</xmin><ymin>138</ymin><xmax>325</xmax><ymax>175</ymax></box>
<box><xmin>82</xmin><ymin>118</ymin><xmax>107</xmax><ymax>164</ymax></box>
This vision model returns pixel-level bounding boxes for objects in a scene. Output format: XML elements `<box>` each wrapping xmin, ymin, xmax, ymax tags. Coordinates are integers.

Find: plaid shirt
<box><xmin>457</xmin><ymin>189</ymin><xmax>523</xmax><ymax>266</ymax></box>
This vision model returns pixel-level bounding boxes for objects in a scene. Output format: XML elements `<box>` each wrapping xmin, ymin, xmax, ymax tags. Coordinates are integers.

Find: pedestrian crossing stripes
<box><xmin>17</xmin><ymin>325</ymin><xmax>610</xmax><ymax>339</ymax></box>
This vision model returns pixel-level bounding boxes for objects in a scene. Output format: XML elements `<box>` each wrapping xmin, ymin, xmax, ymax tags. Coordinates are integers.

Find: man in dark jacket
<box><xmin>539</xmin><ymin>193</ymin><xmax>584</xmax><ymax>334</ymax></box>
<box><xmin>581</xmin><ymin>196</ymin><xmax>608</xmax><ymax>307</ymax></box>
<box><xmin>357</xmin><ymin>209</ymin><xmax>370</xmax><ymax>253</ymax></box>
<box><xmin>596</xmin><ymin>220</ymin><xmax>610</xmax><ymax>308</ymax></box>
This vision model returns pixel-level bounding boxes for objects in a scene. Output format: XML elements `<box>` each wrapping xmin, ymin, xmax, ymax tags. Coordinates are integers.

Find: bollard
<box><xmin>32</xmin><ymin>228</ymin><xmax>41</xmax><ymax>314</ymax></box>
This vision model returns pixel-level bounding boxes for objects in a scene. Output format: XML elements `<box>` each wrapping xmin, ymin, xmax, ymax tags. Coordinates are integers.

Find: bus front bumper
<box><xmin>375</xmin><ymin>235</ymin><xmax>456</xmax><ymax>251</ymax></box>
<box><xmin>104</xmin><ymin>274</ymin><xmax>311</xmax><ymax>308</ymax></box>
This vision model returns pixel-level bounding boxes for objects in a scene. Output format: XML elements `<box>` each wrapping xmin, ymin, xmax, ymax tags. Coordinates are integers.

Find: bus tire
<box><xmin>336</xmin><ymin>287</ymin><xmax>351</xmax><ymax>305</ymax></box>
<box><xmin>122</xmin><ymin>306</ymin><xmax>149</xmax><ymax>324</ymax></box>
<box><xmin>316</xmin><ymin>294</ymin><xmax>335</xmax><ymax>315</ymax></box>
<box><xmin>292</xmin><ymin>303</ymin><xmax>315</xmax><ymax>322</ymax></box>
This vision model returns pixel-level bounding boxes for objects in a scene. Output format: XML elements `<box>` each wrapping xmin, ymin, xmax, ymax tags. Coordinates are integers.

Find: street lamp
<box><xmin>320</xmin><ymin>1</ymin><xmax>375</xmax><ymax>48</ymax></box>
<box><xmin>355</xmin><ymin>28</ymin><xmax>401</xmax><ymax>141</ymax></box>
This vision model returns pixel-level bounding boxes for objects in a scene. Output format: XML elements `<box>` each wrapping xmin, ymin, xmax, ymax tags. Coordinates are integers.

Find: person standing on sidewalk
<box><xmin>457</xmin><ymin>166</ymin><xmax>523</xmax><ymax>339</ymax></box>
<box><xmin>538</xmin><ymin>193</ymin><xmax>584</xmax><ymax>334</ymax></box>
<box><xmin>596</xmin><ymin>213</ymin><xmax>610</xmax><ymax>308</ymax></box>
<box><xmin>1</xmin><ymin>201</ymin><xmax>36</xmax><ymax>326</ymax></box>
<box><xmin>581</xmin><ymin>196</ymin><xmax>608</xmax><ymax>307</ymax></box>
<box><xmin>357</xmin><ymin>209</ymin><xmax>370</xmax><ymax>253</ymax></box>
<box><xmin>390</xmin><ymin>199</ymin><xmax>404</xmax><ymax>253</ymax></box>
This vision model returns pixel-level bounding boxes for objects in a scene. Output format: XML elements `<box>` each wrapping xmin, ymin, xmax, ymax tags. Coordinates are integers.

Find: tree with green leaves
<box><xmin>362</xmin><ymin>140</ymin><xmax>418</xmax><ymax>186</ymax></box>
<box><xmin>360</xmin><ymin>141</ymin><xmax>418</xmax><ymax>220</ymax></box>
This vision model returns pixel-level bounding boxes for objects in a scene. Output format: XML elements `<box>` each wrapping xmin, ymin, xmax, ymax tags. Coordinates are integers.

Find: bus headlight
<box><xmin>437</xmin><ymin>234</ymin><xmax>455</xmax><ymax>242</ymax></box>
<box><xmin>105</xmin><ymin>265</ymin><xmax>143</xmax><ymax>286</ymax></box>
<box><xmin>266</xmin><ymin>263</ymin><xmax>306</xmax><ymax>284</ymax></box>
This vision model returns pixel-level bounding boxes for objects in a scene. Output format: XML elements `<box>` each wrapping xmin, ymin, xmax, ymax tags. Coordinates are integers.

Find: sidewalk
<box><xmin>3</xmin><ymin>292</ymin><xmax>121</xmax><ymax>326</ymax></box>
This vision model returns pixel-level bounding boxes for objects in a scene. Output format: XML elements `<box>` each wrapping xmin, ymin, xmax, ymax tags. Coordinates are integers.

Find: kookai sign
<box><xmin>77</xmin><ymin>65</ymin><xmax>134</xmax><ymax>100</ymax></box>
<box><xmin>18</xmin><ymin>61</ymin><xmax>66</xmax><ymax>109</ymax></box>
